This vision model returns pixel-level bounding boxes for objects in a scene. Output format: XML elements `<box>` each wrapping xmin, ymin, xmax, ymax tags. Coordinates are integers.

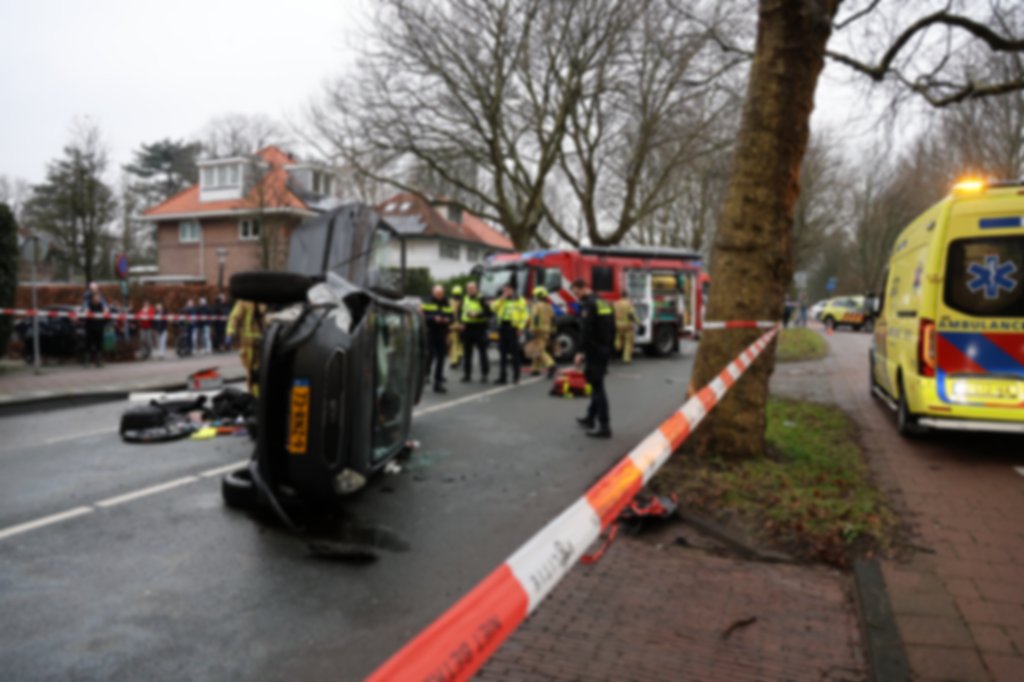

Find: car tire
<box><xmin>552</xmin><ymin>326</ymin><xmax>579</xmax><ymax>363</ymax></box>
<box><xmin>222</xmin><ymin>466</ymin><xmax>262</xmax><ymax>510</ymax></box>
<box><xmin>230</xmin><ymin>271</ymin><xmax>319</xmax><ymax>305</ymax></box>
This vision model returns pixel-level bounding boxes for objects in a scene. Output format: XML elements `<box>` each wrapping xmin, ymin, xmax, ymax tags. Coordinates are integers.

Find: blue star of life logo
<box><xmin>967</xmin><ymin>255</ymin><xmax>1018</xmax><ymax>300</ymax></box>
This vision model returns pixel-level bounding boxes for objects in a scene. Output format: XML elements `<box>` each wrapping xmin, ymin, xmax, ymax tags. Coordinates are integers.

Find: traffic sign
<box><xmin>115</xmin><ymin>253</ymin><xmax>130</xmax><ymax>280</ymax></box>
<box><xmin>826</xmin><ymin>276</ymin><xmax>838</xmax><ymax>293</ymax></box>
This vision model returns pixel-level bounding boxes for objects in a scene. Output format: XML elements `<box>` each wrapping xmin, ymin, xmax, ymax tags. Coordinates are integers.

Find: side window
<box><xmin>592</xmin><ymin>266</ymin><xmax>614</xmax><ymax>292</ymax></box>
<box><xmin>544</xmin><ymin>268</ymin><xmax>563</xmax><ymax>292</ymax></box>
<box><xmin>372</xmin><ymin>308</ymin><xmax>411</xmax><ymax>463</ymax></box>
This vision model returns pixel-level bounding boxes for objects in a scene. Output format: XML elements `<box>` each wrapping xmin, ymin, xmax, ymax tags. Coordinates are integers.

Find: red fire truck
<box><xmin>478</xmin><ymin>246</ymin><xmax>708</xmax><ymax>362</ymax></box>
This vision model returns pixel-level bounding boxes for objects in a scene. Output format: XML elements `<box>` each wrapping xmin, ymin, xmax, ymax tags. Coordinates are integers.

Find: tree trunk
<box><xmin>690</xmin><ymin>0</ymin><xmax>838</xmax><ymax>460</ymax></box>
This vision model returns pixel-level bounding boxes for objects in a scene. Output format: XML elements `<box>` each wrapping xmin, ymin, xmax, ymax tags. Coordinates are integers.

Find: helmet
<box><xmin>533</xmin><ymin>286</ymin><xmax>548</xmax><ymax>298</ymax></box>
<box><xmin>452</xmin><ymin>285</ymin><xmax>464</xmax><ymax>296</ymax></box>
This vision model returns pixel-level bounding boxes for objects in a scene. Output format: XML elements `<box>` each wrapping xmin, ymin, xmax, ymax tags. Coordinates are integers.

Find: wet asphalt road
<box><xmin>0</xmin><ymin>347</ymin><xmax>696</xmax><ymax>681</ymax></box>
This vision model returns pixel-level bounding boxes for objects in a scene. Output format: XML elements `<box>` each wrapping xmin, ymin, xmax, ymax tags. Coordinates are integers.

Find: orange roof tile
<box><xmin>142</xmin><ymin>146</ymin><xmax>309</xmax><ymax>218</ymax></box>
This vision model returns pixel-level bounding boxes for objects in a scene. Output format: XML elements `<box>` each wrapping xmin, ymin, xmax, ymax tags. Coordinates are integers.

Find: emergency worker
<box><xmin>613</xmin><ymin>289</ymin><xmax>639</xmax><ymax>363</ymax></box>
<box><xmin>421</xmin><ymin>284</ymin><xmax>454</xmax><ymax>393</ymax></box>
<box><xmin>493</xmin><ymin>283</ymin><xmax>528</xmax><ymax>384</ymax></box>
<box><xmin>226</xmin><ymin>299</ymin><xmax>265</xmax><ymax>394</ymax></box>
<box><xmin>460</xmin><ymin>281</ymin><xmax>491</xmax><ymax>383</ymax></box>
<box><xmin>571</xmin><ymin>278</ymin><xmax>614</xmax><ymax>438</ymax></box>
<box><xmin>528</xmin><ymin>286</ymin><xmax>556</xmax><ymax>378</ymax></box>
<box><xmin>448</xmin><ymin>284</ymin><xmax>464</xmax><ymax>368</ymax></box>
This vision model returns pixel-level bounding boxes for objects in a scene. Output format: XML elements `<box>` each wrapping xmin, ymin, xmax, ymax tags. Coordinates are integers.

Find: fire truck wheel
<box><xmin>230</xmin><ymin>271</ymin><xmax>320</xmax><ymax>305</ymax></box>
<box><xmin>222</xmin><ymin>467</ymin><xmax>262</xmax><ymax>510</ymax></box>
<box><xmin>651</xmin><ymin>323</ymin><xmax>676</xmax><ymax>357</ymax></box>
<box><xmin>553</xmin><ymin>327</ymin><xmax>579</xmax><ymax>363</ymax></box>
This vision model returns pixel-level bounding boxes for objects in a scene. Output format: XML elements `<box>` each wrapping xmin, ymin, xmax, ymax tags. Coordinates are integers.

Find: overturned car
<box><xmin>222</xmin><ymin>203</ymin><xmax>426</xmax><ymax>521</ymax></box>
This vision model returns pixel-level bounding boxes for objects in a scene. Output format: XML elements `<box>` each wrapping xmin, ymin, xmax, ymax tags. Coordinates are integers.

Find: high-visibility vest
<box><xmin>495</xmin><ymin>296</ymin><xmax>529</xmax><ymax>330</ymax></box>
<box><xmin>596</xmin><ymin>299</ymin><xmax>614</xmax><ymax>317</ymax></box>
<box><xmin>421</xmin><ymin>301</ymin><xmax>453</xmax><ymax>315</ymax></box>
<box><xmin>462</xmin><ymin>296</ymin><xmax>487</xmax><ymax>324</ymax></box>
<box><xmin>227</xmin><ymin>301</ymin><xmax>264</xmax><ymax>344</ymax></box>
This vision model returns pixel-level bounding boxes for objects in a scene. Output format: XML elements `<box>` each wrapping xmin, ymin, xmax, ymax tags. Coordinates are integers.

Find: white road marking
<box><xmin>0</xmin><ymin>506</ymin><xmax>94</xmax><ymax>541</ymax></box>
<box><xmin>41</xmin><ymin>427</ymin><xmax>117</xmax><ymax>445</ymax></box>
<box><xmin>0</xmin><ymin>379</ymin><xmax>541</xmax><ymax>542</ymax></box>
<box><xmin>198</xmin><ymin>460</ymin><xmax>250</xmax><ymax>478</ymax></box>
<box><xmin>94</xmin><ymin>476</ymin><xmax>199</xmax><ymax>508</ymax></box>
<box><xmin>413</xmin><ymin>377</ymin><xmax>542</xmax><ymax>417</ymax></box>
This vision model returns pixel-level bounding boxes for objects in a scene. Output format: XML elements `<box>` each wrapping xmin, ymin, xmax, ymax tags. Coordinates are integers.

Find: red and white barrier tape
<box><xmin>367</xmin><ymin>325</ymin><xmax>780</xmax><ymax>682</ymax></box>
<box><xmin>0</xmin><ymin>308</ymin><xmax>228</xmax><ymax>322</ymax></box>
<box><xmin>702</xmin><ymin>320</ymin><xmax>777</xmax><ymax>330</ymax></box>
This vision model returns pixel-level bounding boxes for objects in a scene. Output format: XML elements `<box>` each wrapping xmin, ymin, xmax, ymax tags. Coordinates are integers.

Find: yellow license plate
<box><xmin>288</xmin><ymin>380</ymin><xmax>311</xmax><ymax>454</ymax></box>
<box><xmin>842</xmin><ymin>313</ymin><xmax>864</xmax><ymax>324</ymax></box>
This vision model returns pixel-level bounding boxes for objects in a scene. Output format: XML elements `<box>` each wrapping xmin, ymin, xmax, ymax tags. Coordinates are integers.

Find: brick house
<box><xmin>140</xmin><ymin>146</ymin><xmax>339</xmax><ymax>286</ymax></box>
<box><xmin>376</xmin><ymin>192</ymin><xmax>514</xmax><ymax>280</ymax></box>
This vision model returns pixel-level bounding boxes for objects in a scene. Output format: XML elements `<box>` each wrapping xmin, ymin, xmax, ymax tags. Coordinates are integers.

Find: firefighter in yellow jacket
<box><xmin>613</xmin><ymin>290</ymin><xmax>639</xmax><ymax>363</ymax></box>
<box><xmin>448</xmin><ymin>284</ymin><xmax>464</xmax><ymax>368</ymax></box>
<box><xmin>528</xmin><ymin>286</ymin><xmax>556</xmax><ymax>378</ymax></box>
<box><xmin>226</xmin><ymin>299</ymin><xmax>265</xmax><ymax>394</ymax></box>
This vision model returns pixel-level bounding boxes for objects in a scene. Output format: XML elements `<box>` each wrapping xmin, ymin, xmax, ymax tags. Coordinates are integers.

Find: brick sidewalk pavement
<box><xmin>0</xmin><ymin>353</ymin><xmax>245</xmax><ymax>405</ymax></box>
<box><xmin>477</xmin><ymin>532</ymin><xmax>865</xmax><ymax>682</ymax></box>
<box><xmin>774</xmin><ymin>331</ymin><xmax>1024</xmax><ymax>682</ymax></box>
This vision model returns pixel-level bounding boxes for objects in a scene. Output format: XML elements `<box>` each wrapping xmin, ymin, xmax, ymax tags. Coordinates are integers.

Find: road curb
<box><xmin>0</xmin><ymin>373</ymin><xmax>247</xmax><ymax>416</ymax></box>
<box><xmin>853</xmin><ymin>559</ymin><xmax>910</xmax><ymax>682</ymax></box>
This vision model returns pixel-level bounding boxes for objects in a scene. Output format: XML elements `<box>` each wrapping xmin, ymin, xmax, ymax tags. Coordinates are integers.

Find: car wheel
<box><xmin>230</xmin><ymin>271</ymin><xmax>320</xmax><ymax>305</ymax></box>
<box><xmin>552</xmin><ymin>327</ymin><xmax>579</xmax><ymax>363</ymax></box>
<box><xmin>222</xmin><ymin>467</ymin><xmax>262</xmax><ymax>509</ymax></box>
<box><xmin>895</xmin><ymin>378</ymin><xmax>925</xmax><ymax>438</ymax></box>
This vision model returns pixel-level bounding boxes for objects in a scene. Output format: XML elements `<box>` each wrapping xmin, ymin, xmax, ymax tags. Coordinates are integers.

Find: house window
<box><xmin>592</xmin><ymin>265</ymin><xmax>614</xmax><ymax>292</ymax></box>
<box><xmin>240</xmin><ymin>219</ymin><xmax>261</xmax><ymax>241</ymax></box>
<box><xmin>226</xmin><ymin>164</ymin><xmax>240</xmax><ymax>186</ymax></box>
<box><xmin>179</xmin><ymin>220</ymin><xmax>200</xmax><ymax>243</ymax></box>
<box><xmin>466</xmin><ymin>246</ymin><xmax>482</xmax><ymax>262</ymax></box>
<box><xmin>439</xmin><ymin>242</ymin><xmax>461</xmax><ymax>260</ymax></box>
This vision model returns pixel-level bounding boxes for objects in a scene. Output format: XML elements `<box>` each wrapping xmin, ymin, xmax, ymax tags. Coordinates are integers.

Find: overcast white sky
<box><xmin>0</xmin><ymin>0</ymin><xmax>884</xmax><ymax>187</ymax></box>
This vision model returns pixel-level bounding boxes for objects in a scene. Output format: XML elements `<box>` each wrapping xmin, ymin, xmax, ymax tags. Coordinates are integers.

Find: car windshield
<box><xmin>944</xmin><ymin>236</ymin><xmax>1024</xmax><ymax>318</ymax></box>
<box><xmin>479</xmin><ymin>266</ymin><xmax>526</xmax><ymax>299</ymax></box>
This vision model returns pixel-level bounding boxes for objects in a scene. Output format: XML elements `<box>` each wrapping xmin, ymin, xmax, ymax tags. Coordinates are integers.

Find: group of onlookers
<box><xmin>80</xmin><ymin>283</ymin><xmax>233</xmax><ymax>365</ymax></box>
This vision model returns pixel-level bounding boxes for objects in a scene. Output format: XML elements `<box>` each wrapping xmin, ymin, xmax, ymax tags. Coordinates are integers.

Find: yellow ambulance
<box><xmin>870</xmin><ymin>179</ymin><xmax>1024</xmax><ymax>436</ymax></box>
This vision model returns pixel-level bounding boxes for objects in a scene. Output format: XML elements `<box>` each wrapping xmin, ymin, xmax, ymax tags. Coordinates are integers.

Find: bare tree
<box><xmin>0</xmin><ymin>175</ymin><xmax>31</xmax><ymax>222</ymax></box>
<box><xmin>22</xmin><ymin>120</ymin><xmax>117</xmax><ymax>283</ymax></box>
<box><xmin>688</xmin><ymin>0</ymin><xmax>1024</xmax><ymax>459</ymax></box>
<box><xmin>201</xmin><ymin>114</ymin><xmax>288</xmax><ymax>158</ymax></box>
<box><xmin>546</xmin><ymin>0</ymin><xmax>748</xmax><ymax>246</ymax></box>
<box><xmin>310</xmin><ymin>0</ymin><xmax>679</xmax><ymax>250</ymax></box>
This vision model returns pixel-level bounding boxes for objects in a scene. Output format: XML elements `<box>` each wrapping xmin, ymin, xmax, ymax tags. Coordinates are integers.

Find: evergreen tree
<box><xmin>0</xmin><ymin>203</ymin><xmax>17</xmax><ymax>352</ymax></box>
<box><xmin>124</xmin><ymin>138</ymin><xmax>202</xmax><ymax>207</ymax></box>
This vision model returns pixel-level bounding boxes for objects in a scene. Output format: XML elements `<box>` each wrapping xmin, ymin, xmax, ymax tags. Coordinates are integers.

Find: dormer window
<box><xmin>202</xmin><ymin>163</ymin><xmax>243</xmax><ymax>190</ymax></box>
<box><xmin>198</xmin><ymin>157</ymin><xmax>249</xmax><ymax>203</ymax></box>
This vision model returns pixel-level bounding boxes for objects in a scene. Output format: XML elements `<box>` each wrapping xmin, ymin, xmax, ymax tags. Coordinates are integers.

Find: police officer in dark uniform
<box><xmin>570</xmin><ymin>278</ymin><xmax>615</xmax><ymax>438</ymax></box>
<box><xmin>421</xmin><ymin>284</ymin><xmax>454</xmax><ymax>393</ymax></box>
<box><xmin>460</xmin><ymin>281</ymin><xmax>491</xmax><ymax>383</ymax></box>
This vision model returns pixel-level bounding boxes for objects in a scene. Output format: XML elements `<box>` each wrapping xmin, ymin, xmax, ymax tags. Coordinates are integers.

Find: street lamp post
<box><xmin>216</xmin><ymin>248</ymin><xmax>228</xmax><ymax>294</ymax></box>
